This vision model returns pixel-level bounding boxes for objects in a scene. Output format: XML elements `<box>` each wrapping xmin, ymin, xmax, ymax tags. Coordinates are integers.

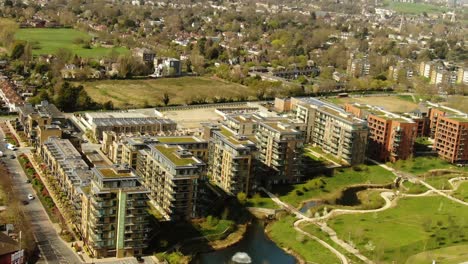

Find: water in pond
<box><xmin>299</xmin><ymin>200</ymin><xmax>319</xmax><ymax>213</ymax></box>
<box><xmin>192</xmin><ymin>221</ymin><xmax>296</xmax><ymax>264</ymax></box>
<box><xmin>335</xmin><ymin>184</ymin><xmax>392</xmax><ymax>206</ymax></box>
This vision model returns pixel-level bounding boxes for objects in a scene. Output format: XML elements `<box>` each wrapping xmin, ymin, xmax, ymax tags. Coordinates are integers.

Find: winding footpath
<box><xmin>262</xmin><ymin>160</ymin><xmax>468</xmax><ymax>264</ymax></box>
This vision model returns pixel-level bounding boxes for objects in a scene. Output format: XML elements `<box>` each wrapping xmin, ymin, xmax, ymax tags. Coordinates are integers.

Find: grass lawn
<box><xmin>246</xmin><ymin>192</ymin><xmax>280</xmax><ymax>209</ymax></box>
<box><xmin>273</xmin><ymin>162</ymin><xmax>395</xmax><ymax>208</ymax></box>
<box><xmin>419</xmin><ymin>174</ymin><xmax>461</xmax><ymax>190</ymax></box>
<box><xmin>266</xmin><ymin>215</ymin><xmax>341</xmax><ymax>264</ymax></box>
<box><xmin>405</xmin><ymin>245</ymin><xmax>468</xmax><ymax>264</ymax></box>
<box><xmin>384</xmin><ymin>1</ymin><xmax>449</xmax><ymax>14</ymax></box>
<box><xmin>453</xmin><ymin>181</ymin><xmax>468</xmax><ymax>202</ymax></box>
<box><xmin>402</xmin><ymin>181</ymin><xmax>428</xmax><ymax>194</ymax></box>
<box><xmin>444</xmin><ymin>95</ymin><xmax>468</xmax><ymax>113</ymax></box>
<box><xmin>306</xmin><ymin>146</ymin><xmax>344</xmax><ymax>165</ymax></box>
<box><xmin>388</xmin><ymin>156</ymin><xmax>464</xmax><ymax>176</ymax></box>
<box><xmin>15</xmin><ymin>28</ymin><xmax>128</xmax><ymax>58</ymax></box>
<box><xmin>329</xmin><ymin>196</ymin><xmax>468</xmax><ymax>263</ymax></box>
<box><xmin>305</xmin><ymin>189</ymin><xmax>386</xmax><ymax>217</ymax></box>
<box><xmin>81</xmin><ymin>77</ymin><xmax>255</xmax><ymax>108</ymax></box>
<box><xmin>324</xmin><ymin>95</ymin><xmax>418</xmax><ymax>113</ymax></box>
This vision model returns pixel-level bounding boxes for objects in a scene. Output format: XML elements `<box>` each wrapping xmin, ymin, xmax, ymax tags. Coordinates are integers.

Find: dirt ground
<box><xmin>333</xmin><ymin>96</ymin><xmax>419</xmax><ymax>113</ymax></box>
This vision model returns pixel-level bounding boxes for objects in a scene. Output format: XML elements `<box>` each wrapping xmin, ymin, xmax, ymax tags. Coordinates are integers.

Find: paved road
<box><xmin>0</xmin><ymin>127</ymin><xmax>82</xmax><ymax>264</ymax></box>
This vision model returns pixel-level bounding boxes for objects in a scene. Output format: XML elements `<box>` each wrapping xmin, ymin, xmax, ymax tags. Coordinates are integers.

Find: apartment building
<box><xmin>136</xmin><ymin>144</ymin><xmax>205</xmax><ymax>220</ymax></box>
<box><xmin>208</xmin><ymin>125</ymin><xmax>256</xmax><ymax>195</ymax></box>
<box><xmin>388</xmin><ymin>60</ymin><xmax>414</xmax><ymax>81</ymax></box>
<box><xmin>433</xmin><ymin>116</ymin><xmax>468</xmax><ymax>164</ymax></box>
<box><xmin>16</xmin><ymin>101</ymin><xmax>65</xmax><ymax>145</ymax></box>
<box><xmin>457</xmin><ymin>67</ymin><xmax>468</xmax><ymax>84</ymax></box>
<box><xmin>102</xmin><ymin>132</ymin><xmax>208</xmax><ymax>168</ymax></box>
<box><xmin>293</xmin><ymin>98</ymin><xmax>368</xmax><ymax>165</ymax></box>
<box><xmin>255</xmin><ymin>120</ymin><xmax>304</xmax><ymax>184</ymax></box>
<box><xmin>80</xmin><ymin>112</ymin><xmax>177</xmax><ymax>140</ymax></box>
<box><xmin>40</xmin><ymin>137</ymin><xmax>92</xmax><ymax>232</ymax></box>
<box><xmin>347</xmin><ymin>55</ymin><xmax>371</xmax><ymax>78</ymax></box>
<box><xmin>82</xmin><ymin>166</ymin><xmax>150</xmax><ymax>258</ymax></box>
<box><xmin>345</xmin><ymin>103</ymin><xmax>417</xmax><ymax>162</ymax></box>
<box><xmin>427</xmin><ymin>102</ymin><xmax>466</xmax><ymax>138</ymax></box>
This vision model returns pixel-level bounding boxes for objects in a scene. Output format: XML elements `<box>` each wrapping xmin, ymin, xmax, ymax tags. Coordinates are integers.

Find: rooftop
<box><xmin>157</xmin><ymin>136</ymin><xmax>201</xmax><ymax>144</ymax></box>
<box><xmin>153</xmin><ymin>145</ymin><xmax>199</xmax><ymax>166</ymax></box>
<box><xmin>350</xmin><ymin>103</ymin><xmax>414</xmax><ymax>123</ymax></box>
<box><xmin>97</xmin><ymin>167</ymin><xmax>134</xmax><ymax>178</ymax></box>
<box><xmin>218</xmin><ymin>126</ymin><xmax>255</xmax><ymax>147</ymax></box>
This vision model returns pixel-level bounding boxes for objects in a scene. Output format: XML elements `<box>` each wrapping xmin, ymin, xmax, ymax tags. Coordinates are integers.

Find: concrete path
<box><xmin>294</xmin><ymin>219</ymin><xmax>349</xmax><ymax>264</ymax></box>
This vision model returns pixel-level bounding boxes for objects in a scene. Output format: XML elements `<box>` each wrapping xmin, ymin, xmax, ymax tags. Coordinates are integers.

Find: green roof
<box><xmin>219</xmin><ymin>127</ymin><xmax>251</xmax><ymax>146</ymax></box>
<box><xmin>154</xmin><ymin>145</ymin><xmax>196</xmax><ymax>166</ymax></box>
<box><xmin>157</xmin><ymin>136</ymin><xmax>199</xmax><ymax>143</ymax></box>
<box><xmin>98</xmin><ymin>168</ymin><xmax>133</xmax><ymax>178</ymax></box>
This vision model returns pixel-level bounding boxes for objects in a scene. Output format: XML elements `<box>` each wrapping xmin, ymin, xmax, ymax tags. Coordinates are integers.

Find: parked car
<box><xmin>21</xmin><ymin>200</ymin><xmax>29</xmax><ymax>205</ymax></box>
<box><xmin>25</xmin><ymin>179</ymin><xmax>31</xmax><ymax>183</ymax></box>
<box><xmin>27</xmin><ymin>194</ymin><xmax>34</xmax><ymax>200</ymax></box>
<box><xmin>9</xmin><ymin>154</ymin><xmax>15</xmax><ymax>159</ymax></box>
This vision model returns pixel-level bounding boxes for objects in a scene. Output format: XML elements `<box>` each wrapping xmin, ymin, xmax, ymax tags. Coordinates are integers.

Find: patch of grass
<box><xmin>267</xmin><ymin>215</ymin><xmax>341</xmax><ymax>264</ymax></box>
<box><xmin>306</xmin><ymin>146</ymin><xmax>343</xmax><ymax>165</ymax></box>
<box><xmin>80</xmin><ymin>77</ymin><xmax>255</xmax><ymax>108</ymax></box>
<box><xmin>15</xmin><ymin>28</ymin><xmax>129</xmax><ymax>58</ymax></box>
<box><xmin>389</xmin><ymin>156</ymin><xmax>463</xmax><ymax>175</ymax></box>
<box><xmin>329</xmin><ymin>196</ymin><xmax>468</xmax><ymax>263</ymax></box>
<box><xmin>402</xmin><ymin>181</ymin><xmax>428</xmax><ymax>194</ymax></box>
<box><xmin>155</xmin><ymin>251</ymin><xmax>191</xmax><ymax>264</ymax></box>
<box><xmin>246</xmin><ymin>192</ymin><xmax>279</xmax><ymax>209</ymax></box>
<box><xmin>405</xmin><ymin>245</ymin><xmax>468</xmax><ymax>264</ymax></box>
<box><xmin>273</xmin><ymin>162</ymin><xmax>394</xmax><ymax>207</ymax></box>
<box><xmin>453</xmin><ymin>181</ymin><xmax>468</xmax><ymax>202</ymax></box>
<box><xmin>420</xmin><ymin>174</ymin><xmax>459</xmax><ymax>190</ymax></box>
<box><xmin>384</xmin><ymin>1</ymin><xmax>449</xmax><ymax>14</ymax></box>
<box><xmin>194</xmin><ymin>216</ymin><xmax>235</xmax><ymax>240</ymax></box>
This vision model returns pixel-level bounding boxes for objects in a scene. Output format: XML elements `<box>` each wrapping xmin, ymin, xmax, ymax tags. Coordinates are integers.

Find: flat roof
<box><xmin>157</xmin><ymin>136</ymin><xmax>201</xmax><ymax>143</ymax></box>
<box><xmin>98</xmin><ymin>168</ymin><xmax>133</xmax><ymax>178</ymax></box>
<box><xmin>350</xmin><ymin>103</ymin><xmax>414</xmax><ymax>123</ymax></box>
<box><xmin>218</xmin><ymin>126</ymin><xmax>254</xmax><ymax>146</ymax></box>
<box><xmin>154</xmin><ymin>145</ymin><xmax>199</xmax><ymax>166</ymax></box>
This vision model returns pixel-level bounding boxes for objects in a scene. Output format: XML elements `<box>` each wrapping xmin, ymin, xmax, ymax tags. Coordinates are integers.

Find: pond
<box><xmin>191</xmin><ymin>220</ymin><xmax>296</xmax><ymax>264</ymax></box>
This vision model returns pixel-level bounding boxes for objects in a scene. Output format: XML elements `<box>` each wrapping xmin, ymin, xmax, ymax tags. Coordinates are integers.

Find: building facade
<box><xmin>293</xmin><ymin>98</ymin><xmax>368</xmax><ymax>165</ymax></box>
<box><xmin>345</xmin><ymin>103</ymin><xmax>417</xmax><ymax>162</ymax></box>
<box><xmin>83</xmin><ymin>166</ymin><xmax>150</xmax><ymax>258</ymax></box>
<box><xmin>208</xmin><ymin>125</ymin><xmax>256</xmax><ymax>195</ymax></box>
<box><xmin>136</xmin><ymin>144</ymin><xmax>205</xmax><ymax>220</ymax></box>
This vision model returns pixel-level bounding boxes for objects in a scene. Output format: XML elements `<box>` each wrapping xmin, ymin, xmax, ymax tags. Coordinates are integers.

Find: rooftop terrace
<box><xmin>154</xmin><ymin>145</ymin><xmax>199</xmax><ymax>166</ymax></box>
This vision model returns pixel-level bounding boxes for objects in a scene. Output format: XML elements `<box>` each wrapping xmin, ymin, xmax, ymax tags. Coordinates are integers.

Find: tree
<box><xmin>162</xmin><ymin>92</ymin><xmax>170</xmax><ymax>106</ymax></box>
<box><xmin>237</xmin><ymin>192</ymin><xmax>247</xmax><ymax>205</ymax></box>
<box><xmin>10</xmin><ymin>41</ymin><xmax>25</xmax><ymax>60</ymax></box>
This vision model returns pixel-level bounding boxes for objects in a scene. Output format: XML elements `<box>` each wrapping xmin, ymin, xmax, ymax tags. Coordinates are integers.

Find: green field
<box><xmin>267</xmin><ymin>216</ymin><xmax>341</xmax><ymax>264</ymax></box>
<box><xmin>384</xmin><ymin>1</ymin><xmax>449</xmax><ymax>14</ymax></box>
<box><xmin>81</xmin><ymin>77</ymin><xmax>255</xmax><ymax>108</ymax></box>
<box><xmin>329</xmin><ymin>196</ymin><xmax>468</xmax><ymax>263</ymax></box>
<box><xmin>405</xmin><ymin>245</ymin><xmax>468</xmax><ymax>264</ymax></box>
<box><xmin>272</xmin><ymin>162</ymin><xmax>394</xmax><ymax>208</ymax></box>
<box><xmin>453</xmin><ymin>181</ymin><xmax>468</xmax><ymax>202</ymax></box>
<box><xmin>15</xmin><ymin>28</ymin><xmax>128</xmax><ymax>58</ymax></box>
<box><xmin>389</xmin><ymin>156</ymin><xmax>464</xmax><ymax>176</ymax></box>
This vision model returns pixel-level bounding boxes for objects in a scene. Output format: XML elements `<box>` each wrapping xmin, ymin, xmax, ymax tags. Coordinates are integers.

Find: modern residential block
<box><xmin>82</xmin><ymin>166</ymin><xmax>150</xmax><ymax>258</ymax></box>
<box><xmin>345</xmin><ymin>103</ymin><xmax>417</xmax><ymax>162</ymax></box>
<box><xmin>136</xmin><ymin>144</ymin><xmax>205</xmax><ymax>220</ymax></box>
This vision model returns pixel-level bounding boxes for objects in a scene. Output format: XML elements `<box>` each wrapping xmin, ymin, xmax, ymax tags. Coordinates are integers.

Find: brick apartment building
<box><xmin>345</xmin><ymin>103</ymin><xmax>417</xmax><ymax>162</ymax></box>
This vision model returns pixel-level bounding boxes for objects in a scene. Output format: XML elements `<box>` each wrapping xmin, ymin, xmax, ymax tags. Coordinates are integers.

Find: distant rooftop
<box><xmin>217</xmin><ymin>126</ymin><xmax>255</xmax><ymax>147</ymax></box>
<box><xmin>350</xmin><ymin>103</ymin><xmax>414</xmax><ymax>123</ymax></box>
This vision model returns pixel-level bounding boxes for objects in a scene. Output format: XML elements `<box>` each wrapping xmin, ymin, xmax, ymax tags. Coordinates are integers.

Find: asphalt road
<box><xmin>0</xmin><ymin>129</ymin><xmax>82</xmax><ymax>264</ymax></box>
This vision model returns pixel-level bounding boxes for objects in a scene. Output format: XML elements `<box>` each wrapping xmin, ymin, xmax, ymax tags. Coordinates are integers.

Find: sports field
<box><xmin>15</xmin><ymin>28</ymin><xmax>128</xmax><ymax>58</ymax></box>
<box><xmin>81</xmin><ymin>77</ymin><xmax>255</xmax><ymax>108</ymax></box>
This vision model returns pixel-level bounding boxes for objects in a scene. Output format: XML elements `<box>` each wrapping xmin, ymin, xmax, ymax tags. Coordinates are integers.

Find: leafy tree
<box><xmin>237</xmin><ymin>192</ymin><xmax>247</xmax><ymax>205</ymax></box>
<box><xmin>162</xmin><ymin>92</ymin><xmax>170</xmax><ymax>106</ymax></box>
<box><xmin>10</xmin><ymin>41</ymin><xmax>25</xmax><ymax>60</ymax></box>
